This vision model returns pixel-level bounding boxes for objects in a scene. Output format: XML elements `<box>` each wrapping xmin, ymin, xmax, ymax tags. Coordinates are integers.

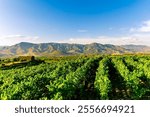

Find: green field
<box><xmin>0</xmin><ymin>55</ymin><xmax>150</xmax><ymax>100</ymax></box>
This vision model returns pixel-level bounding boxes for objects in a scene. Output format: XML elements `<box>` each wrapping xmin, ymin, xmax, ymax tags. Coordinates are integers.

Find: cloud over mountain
<box><xmin>0</xmin><ymin>35</ymin><xmax>42</xmax><ymax>46</ymax></box>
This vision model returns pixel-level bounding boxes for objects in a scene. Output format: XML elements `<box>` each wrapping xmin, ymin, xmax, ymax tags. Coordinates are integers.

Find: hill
<box><xmin>121</xmin><ymin>45</ymin><xmax>150</xmax><ymax>52</ymax></box>
<box><xmin>0</xmin><ymin>42</ymin><xmax>150</xmax><ymax>57</ymax></box>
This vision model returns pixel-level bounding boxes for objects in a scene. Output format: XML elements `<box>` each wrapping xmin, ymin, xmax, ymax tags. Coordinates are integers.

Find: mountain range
<box><xmin>0</xmin><ymin>42</ymin><xmax>150</xmax><ymax>57</ymax></box>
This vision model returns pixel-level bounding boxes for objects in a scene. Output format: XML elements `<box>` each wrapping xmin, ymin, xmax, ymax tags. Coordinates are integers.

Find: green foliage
<box><xmin>94</xmin><ymin>57</ymin><xmax>111</xmax><ymax>99</ymax></box>
<box><xmin>0</xmin><ymin>55</ymin><xmax>150</xmax><ymax>100</ymax></box>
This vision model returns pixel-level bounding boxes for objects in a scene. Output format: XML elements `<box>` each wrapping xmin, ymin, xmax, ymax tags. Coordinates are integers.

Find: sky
<box><xmin>0</xmin><ymin>0</ymin><xmax>150</xmax><ymax>46</ymax></box>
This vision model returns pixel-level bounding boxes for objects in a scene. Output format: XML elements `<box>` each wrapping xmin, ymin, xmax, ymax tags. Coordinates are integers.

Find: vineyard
<box><xmin>0</xmin><ymin>55</ymin><xmax>150</xmax><ymax>100</ymax></box>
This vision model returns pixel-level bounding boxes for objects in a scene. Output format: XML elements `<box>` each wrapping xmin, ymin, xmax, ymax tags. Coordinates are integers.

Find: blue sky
<box><xmin>0</xmin><ymin>0</ymin><xmax>150</xmax><ymax>46</ymax></box>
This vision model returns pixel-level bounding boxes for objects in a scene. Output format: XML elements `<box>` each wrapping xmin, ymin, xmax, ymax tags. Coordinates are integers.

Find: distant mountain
<box><xmin>0</xmin><ymin>42</ymin><xmax>150</xmax><ymax>57</ymax></box>
<box><xmin>121</xmin><ymin>45</ymin><xmax>150</xmax><ymax>52</ymax></box>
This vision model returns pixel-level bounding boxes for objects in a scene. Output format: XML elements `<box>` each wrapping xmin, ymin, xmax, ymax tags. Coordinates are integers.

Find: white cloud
<box><xmin>138</xmin><ymin>20</ymin><xmax>150</xmax><ymax>32</ymax></box>
<box><xmin>69</xmin><ymin>20</ymin><xmax>150</xmax><ymax>46</ymax></box>
<box><xmin>1</xmin><ymin>20</ymin><xmax>150</xmax><ymax>46</ymax></box>
<box><xmin>58</xmin><ymin>34</ymin><xmax>150</xmax><ymax>46</ymax></box>
<box><xmin>1</xmin><ymin>33</ymin><xmax>150</xmax><ymax>46</ymax></box>
<box><xmin>130</xmin><ymin>20</ymin><xmax>150</xmax><ymax>33</ymax></box>
<box><xmin>77</xmin><ymin>29</ymin><xmax>88</xmax><ymax>33</ymax></box>
<box><xmin>0</xmin><ymin>35</ymin><xmax>43</xmax><ymax>46</ymax></box>
<box><xmin>129</xmin><ymin>28</ymin><xmax>136</xmax><ymax>32</ymax></box>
